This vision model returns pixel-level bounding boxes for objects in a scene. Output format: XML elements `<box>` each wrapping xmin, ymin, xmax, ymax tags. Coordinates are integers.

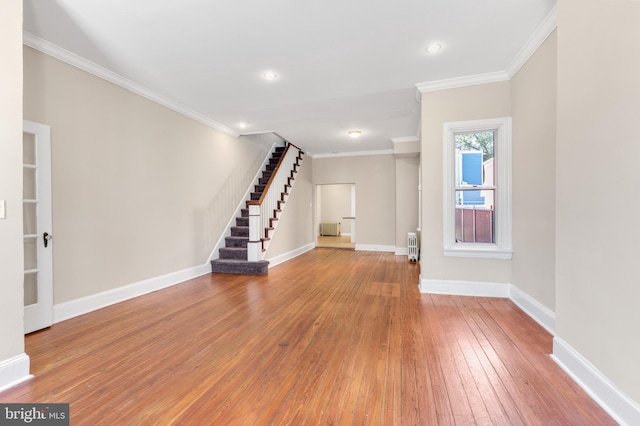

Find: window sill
<box><xmin>444</xmin><ymin>244</ymin><xmax>513</xmax><ymax>260</ymax></box>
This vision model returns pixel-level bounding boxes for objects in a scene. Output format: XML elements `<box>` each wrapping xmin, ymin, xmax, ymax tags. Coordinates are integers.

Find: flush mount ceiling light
<box><xmin>348</xmin><ymin>130</ymin><xmax>362</xmax><ymax>138</ymax></box>
<box><xmin>263</xmin><ymin>71</ymin><xmax>278</xmax><ymax>81</ymax></box>
<box><xmin>425</xmin><ymin>43</ymin><xmax>442</xmax><ymax>54</ymax></box>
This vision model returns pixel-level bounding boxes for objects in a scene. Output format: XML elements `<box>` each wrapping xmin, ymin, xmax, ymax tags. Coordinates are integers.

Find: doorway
<box><xmin>23</xmin><ymin>120</ymin><xmax>53</xmax><ymax>334</ymax></box>
<box><xmin>316</xmin><ymin>184</ymin><xmax>355</xmax><ymax>250</ymax></box>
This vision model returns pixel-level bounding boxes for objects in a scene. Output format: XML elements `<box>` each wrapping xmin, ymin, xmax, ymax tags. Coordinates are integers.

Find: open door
<box><xmin>23</xmin><ymin>120</ymin><xmax>53</xmax><ymax>334</ymax></box>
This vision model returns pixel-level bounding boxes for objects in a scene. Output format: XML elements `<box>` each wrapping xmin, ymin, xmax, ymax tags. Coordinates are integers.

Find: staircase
<box><xmin>210</xmin><ymin>144</ymin><xmax>302</xmax><ymax>275</ymax></box>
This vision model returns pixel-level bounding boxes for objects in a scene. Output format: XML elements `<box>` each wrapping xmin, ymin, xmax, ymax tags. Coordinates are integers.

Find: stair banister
<box><xmin>246</xmin><ymin>143</ymin><xmax>302</xmax><ymax>261</ymax></box>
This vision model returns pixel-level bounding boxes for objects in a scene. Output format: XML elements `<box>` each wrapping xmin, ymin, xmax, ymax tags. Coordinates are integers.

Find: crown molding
<box><xmin>391</xmin><ymin>136</ymin><xmax>419</xmax><ymax>144</ymax></box>
<box><xmin>310</xmin><ymin>149</ymin><xmax>394</xmax><ymax>159</ymax></box>
<box><xmin>416</xmin><ymin>5</ymin><xmax>557</xmax><ymax>95</ymax></box>
<box><xmin>415</xmin><ymin>71</ymin><xmax>510</xmax><ymax>94</ymax></box>
<box><xmin>22</xmin><ymin>32</ymin><xmax>239</xmax><ymax>138</ymax></box>
<box><xmin>239</xmin><ymin>131</ymin><xmax>277</xmax><ymax>136</ymax></box>
<box><xmin>505</xmin><ymin>5</ymin><xmax>558</xmax><ymax>78</ymax></box>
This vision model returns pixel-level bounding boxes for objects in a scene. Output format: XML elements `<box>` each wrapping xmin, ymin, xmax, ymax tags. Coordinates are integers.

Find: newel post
<box><xmin>247</xmin><ymin>203</ymin><xmax>261</xmax><ymax>261</ymax></box>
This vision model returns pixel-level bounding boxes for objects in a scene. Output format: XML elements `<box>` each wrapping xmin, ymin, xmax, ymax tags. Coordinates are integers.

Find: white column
<box><xmin>247</xmin><ymin>204</ymin><xmax>261</xmax><ymax>261</ymax></box>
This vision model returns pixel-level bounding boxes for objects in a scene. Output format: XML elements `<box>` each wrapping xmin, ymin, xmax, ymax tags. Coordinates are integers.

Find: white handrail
<box><xmin>247</xmin><ymin>144</ymin><xmax>302</xmax><ymax>261</ymax></box>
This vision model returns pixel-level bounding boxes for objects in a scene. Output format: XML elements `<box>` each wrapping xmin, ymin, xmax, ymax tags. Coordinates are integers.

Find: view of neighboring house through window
<box><xmin>455</xmin><ymin>131</ymin><xmax>495</xmax><ymax>243</ymax></box>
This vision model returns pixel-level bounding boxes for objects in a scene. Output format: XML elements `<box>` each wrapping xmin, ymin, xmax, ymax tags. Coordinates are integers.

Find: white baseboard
<box><xmin>356</xmin><ymin>244</ymin><xmax>396</xmax><ymax>253</ymax></box>
<box><xmin>267</xmin><ymin>243</ymin><xmax>315</xmax><ymax>268</ymax></box>
<box><xmin>54</xmin><ymin>263</ymin><xmax>211</xmax><ymax>323</ymax></box>
<box><xmin>395</xmin><ymin>247</ymin><xmax>408</xmax><ymax>256</ymax></box>
<box><xmin>552</xmin><ymin>337</ymin><xmax>640</xmax><ymax>425</ymax></box>
<box><xmin>419</xmin><ymin>279</ymin><xmax>555</xmax><ymax>333</ymax></box>
<box><xmin>419</xmin><ymin>278</ymin><xmax>510</xmax><ymax>298</ymax></box>
<box><xmin>0</xmin><ymin>353</ymin><xmax>32</xmax><ymax>393</ymax></box>
<box><xmin>509</xmin><ymin>285</ymin><xmax>556</xmax><ymax>334</ymax></box>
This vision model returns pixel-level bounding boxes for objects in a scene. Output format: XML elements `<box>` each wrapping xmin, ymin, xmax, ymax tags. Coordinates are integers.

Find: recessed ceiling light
<box><xmin>425</xmin><ymin>43</ymin><xmax>442</xmax><ymax>54</ymax></box>
<box><xmin>348</xmin><ymin>130</ymin><xmax>362</xmax><ymax>138</ymax></box>
<box><xmin>238</xmin><ymin>122</ymin><xmax>247</xmax><ymax>129</ymax></box>
<box><xmin>263</xmin><ymin>71</ymin><xmax>278</xmax><ymax>81</ymax></box>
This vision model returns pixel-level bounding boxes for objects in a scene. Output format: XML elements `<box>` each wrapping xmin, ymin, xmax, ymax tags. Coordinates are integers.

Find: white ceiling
<box><xmin>23</xmin><ymin>0</ymin><xmax>556</xmax><ymax>156</ymax></box>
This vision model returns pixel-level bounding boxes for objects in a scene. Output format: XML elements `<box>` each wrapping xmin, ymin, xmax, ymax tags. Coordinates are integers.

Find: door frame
<box><xmin>315</xmin><ymin>183</ymin><xmax>356</xmax><ymax>247</ymax></box>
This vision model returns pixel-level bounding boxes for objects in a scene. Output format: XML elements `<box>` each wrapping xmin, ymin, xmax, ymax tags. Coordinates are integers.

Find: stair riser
<box><xmin>236</xmin><ymin>217</ymin><xmax>249</xmax><ymax>226</ymax></box>
<box><xmin>225</xmin><ymin>237</ymin><xmax>248</xmax><ymax>248</ymax></box>
<box><xmin>211</xmin><ymin>260</ymin><xmax>269</xmax><ymax>275</ymax></box>
<box><xmin>219</xmin><ymin>248</ymin><xmax>247</xmax><ymax>260</ymax></box>
<box><xmin>231</xmin><ymin>226</ymin><xmax>249</xmax><ymax>237</ymax></box>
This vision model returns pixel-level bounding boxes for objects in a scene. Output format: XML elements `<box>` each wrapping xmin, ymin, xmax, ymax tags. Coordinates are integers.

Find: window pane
<box><xmin>24</xmin><ymin>273</ymin><xmax>38</xmax><ymax>306</ymax></box>
<box><xmin>455</xmin><ymin>190</ymin><xmax>495</xmax><ymax>243</ymax></box>
<box><xmin>454</xmin><ymin>131</ymin><xmax>495</xmax><ymax>244</ymax></box>
<box><xmin>455</xmin><ymin>131</ymin><xmax>495</xmax><ymax>189</ymax></box>
<box><xmin>23</xmin><ymin>132</ymin><xmax>36</xmax><ymax>165</ymax></box>
<box><xmin>24</xmin><ymin>167</ymin><xmax>36</xmax><ymax>199</ymax></box>
<box><xmin>23</xmin><ymin>202</ymin><xmax>37</xmax><ymax>235</ymax></box>
<box><xmin>24</xmin><ymin>237</ymin><xmax>38</xmax><ymax>270</ymax></box>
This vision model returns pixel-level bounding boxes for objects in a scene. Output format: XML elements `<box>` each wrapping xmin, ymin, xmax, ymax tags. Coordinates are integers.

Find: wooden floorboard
<box><xmin>316</xmin><ymin>235</ymin><xmax>355</xmax><ymax>250</ymax></box>
<box><xmin>0</xmin><ymin>248</ymin><xmax>615</xmax><ymax>425</ymax></box>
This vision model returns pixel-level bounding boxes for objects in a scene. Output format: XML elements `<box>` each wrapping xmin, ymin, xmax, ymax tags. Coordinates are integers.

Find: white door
<box><xmin>23</xmin><ymin>120</ymin><xmax>53</xmax><ymax>334</ymax></box>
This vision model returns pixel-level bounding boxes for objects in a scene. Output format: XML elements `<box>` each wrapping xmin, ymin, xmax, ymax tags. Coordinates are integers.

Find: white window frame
<box><xmin>443</xmin><ymin>117</ymin><xmax>512</xmax><ymax>259</ymax></box>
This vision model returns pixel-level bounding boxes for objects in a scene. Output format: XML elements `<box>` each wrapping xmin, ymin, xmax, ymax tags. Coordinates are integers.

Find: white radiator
<box><xmin>320</xmin><ymin>222</ymin><xmax>340</xmax><ymax>236</ymax></box>
<box><xmin>408</xmin><ymin>232</ymin><xmax>418</xmax><ymax>262</ymax></box>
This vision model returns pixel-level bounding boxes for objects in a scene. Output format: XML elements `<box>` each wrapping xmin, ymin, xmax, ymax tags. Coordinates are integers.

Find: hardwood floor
<box><xmin>316</xmin><ymin>235</ymin><xmax>355</xmax><ymax>250</ymax></box>
<box><xmin>1</xmin><ymin>249</ymin><xmax>614</xmax><ymax>425</ymax></box>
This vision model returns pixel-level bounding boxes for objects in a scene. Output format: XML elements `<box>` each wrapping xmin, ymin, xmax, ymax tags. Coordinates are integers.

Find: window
<box><xmin>443</xmin><ymin>117</ymin><xmax>512</xmax><ymax>259</ymax></box>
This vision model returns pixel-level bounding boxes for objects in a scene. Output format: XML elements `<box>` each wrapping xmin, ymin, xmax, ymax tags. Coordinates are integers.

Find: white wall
<box><xmin>556</xmin><ymin>0</ymin><xmax>640</xmax><ymax>403</ymax></box>
<box><xmin>0</xmin><ymin>0</ymin><xmax>28</xmax><ymax>389</ymax></box>
<box><xmin>395</xmin><ymin>157</ymin><xmax>420</xmax><ymax>250</ymax></box>
<box><xmin>313</xmin><ymin>154</ymin><xmax>396</xmax><ymax>249</ymax></box>
<box><xmin>318</xmin><ymin>184</ymin><xmax>353</xmax><ymax>234</ymax></box>
<box><xmin>420</xmin><ymin>81</ymin><xmax>512</xmax><ymax>283</ymax></box>
<box><xmin>511</xmin><ymin>30</ymin><xmax>557</xmax><ymax>311</ymax></box>
<box><xmin>265</xmin><ymin>154</ymin><xmax>314</xmax><ymax>259</ymax></box>
<box><xmin>23</xmin><ymin>47</ymin><xmax>273</xmax><ymax>304</ymax></box>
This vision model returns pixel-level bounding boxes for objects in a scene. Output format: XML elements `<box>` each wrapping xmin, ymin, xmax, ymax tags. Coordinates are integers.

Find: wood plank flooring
<box><xmin>316</xmin><ymin>235</ymin><xmax>355</xmax><ymax>250</ymax></box>
<box><xmin>1</xmin><ymin>249</ymin><xmax>614</xmax><ymax>425</ymax></box>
